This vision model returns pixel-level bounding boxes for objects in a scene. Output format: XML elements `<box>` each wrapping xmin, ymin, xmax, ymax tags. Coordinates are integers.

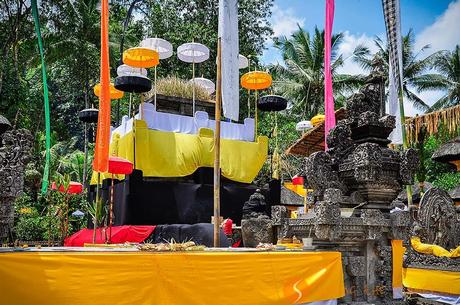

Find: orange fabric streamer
<box><xmin>93</xmin><ymin>0</ymin><xmax>111</xmax><ymax>173</ymax></box>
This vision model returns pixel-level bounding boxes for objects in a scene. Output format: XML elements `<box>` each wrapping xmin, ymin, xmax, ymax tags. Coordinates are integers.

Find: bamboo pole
<box><xmin>213</xmin><ymin>37</ymin><xmax>222</xmax><ymax>248</ymax></box>
<box><xmin>398</xmin><ymin>75</ymin><xmax>413</xmax><ymax>208</ymax></box>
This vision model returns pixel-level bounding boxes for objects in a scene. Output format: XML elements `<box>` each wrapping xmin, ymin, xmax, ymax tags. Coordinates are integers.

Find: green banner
<box><xmin>31</xmin><ymin>0</ymin><xmax>51</xmax><ymax>194</ymax></box>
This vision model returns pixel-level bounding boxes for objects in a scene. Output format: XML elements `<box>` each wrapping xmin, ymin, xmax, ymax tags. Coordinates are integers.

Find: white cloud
<box><xmin>415</xmin><ymin>0</ymin><xmax>460</xmax><ymax>53</ymax></box>
<box><xmin>336</xmin><ymin>31</ymin><xmax>379</xmax><ymax>75</ymax></box>
<box><xmin>271</xmin><ymin>5</ymin><xmax>305</xmax><ymax>37</ymax></box>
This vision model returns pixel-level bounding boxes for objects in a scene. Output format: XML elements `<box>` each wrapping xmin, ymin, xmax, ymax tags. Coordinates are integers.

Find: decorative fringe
<box><xmin>405</xmin><ymin>105</ymin><xmax>460</xmax><ymax>144</ymax></box>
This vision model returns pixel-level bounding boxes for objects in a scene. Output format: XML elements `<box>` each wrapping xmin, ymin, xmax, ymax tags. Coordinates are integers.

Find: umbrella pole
<box><xmin>192</xmin><ymin>59</ymin><xmax>196</xmax><ymax>116</ymax></box>
<box><xmin>154</xmin><ymin>66</ymin><xmax>157</xmax><ymax>110</ymax></box>
<box><xmin>92</xmin><ymin>172</ymin><xmax>100</xmax><ymax>244</ymax></box>
<box><xmin>128</xmin><ymin>93</ymin><xmax>132</xmax><ymax>118</ymax></box>
<box><xmin>255</xmin><ymin>90</ymin><xmax>258</xmax><ymax>137</ymax></box>
<box><xmin>64</xmin><ymin>194</ymin><xmax>69</xmax><ymax>241</ymax></box>
<box><xmin>213</xmin><ymin>38</ymin><xmax>222</xmax><ymax>248</ymax></box>
<box><xmin>108</xmin><ymin>174</ymin><xmax>114</xmax><ymax>244</ymax></box>
<box><xmin>247</xmin><ymin>89</ymin><xmax>250</xmax><ymax>118</ymax></box>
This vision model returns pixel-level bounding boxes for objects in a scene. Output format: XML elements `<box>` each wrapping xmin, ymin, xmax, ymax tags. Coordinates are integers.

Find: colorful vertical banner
<box><xmin>93</xmin><ymin>0</ymin><xmax>111</xmax><ymax>173</ymax></box>
<box><xmin>31</xmin><ymin>0</ymin><xmax>51</xmax><ymax>194</ymax></box>
<box><xmin>324</xmin><ymin>0</ymin><xmax>335</xmax><ymax>149</ymax></box>
<box><xmin>218</xmin><ymin>0</ymin><xmax>239</xmax><ymax>121</ymax></box>
<box><xmin>382</xmin><ymin>0</ymin><xmax>406</xmax><ymax>145</ymax></box>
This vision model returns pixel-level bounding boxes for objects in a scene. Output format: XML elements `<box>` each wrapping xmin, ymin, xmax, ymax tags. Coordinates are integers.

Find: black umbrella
<box><xmin>257</xmin><ymin>95</ymin><xmax>288</xmax><ymax>112</ymax></box>
<box><xmin>114</xmin><ymin>75</ymin><xmax>152</xmax><ymax>93</ymax></box>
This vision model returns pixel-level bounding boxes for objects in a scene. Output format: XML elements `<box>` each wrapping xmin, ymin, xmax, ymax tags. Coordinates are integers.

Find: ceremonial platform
<box><xmin>0</xmin><ymin>249</ymin><xmax>345</xmax><ymax>305</ymax></box>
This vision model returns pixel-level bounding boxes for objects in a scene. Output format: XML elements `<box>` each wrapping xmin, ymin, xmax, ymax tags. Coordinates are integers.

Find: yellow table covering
<box><xmin>0</xmin><ymin>251</ymin><xmax>344</xmax><ymax>305</ymax></box>
<box><xmin>403</xmin><ymin>267</ymin><xmax>460</xmax><ymax>295</ymax></box>
<box><xmin>92</xmin><ymin>120</ymin><xmax>268</xmax><ymax>184</ymax></box>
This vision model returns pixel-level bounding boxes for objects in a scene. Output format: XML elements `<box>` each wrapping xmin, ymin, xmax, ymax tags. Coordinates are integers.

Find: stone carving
<box><xmin>353</xmin><ymin>143</ymin><xmax>382</xmax><ymax>182</ymax></box>
<box><xmin>0</xmin><ymin>128</ymin><xmax>33</xmax><ymax>240</ymax></box>
<box><xmin>314</xmin><ymin>189</ymin><xmax>342</xmax><ymax>240</ymax></box>
<box><xmin>417</xmin><ymin>188</ymin><xmax>458</xmax><ymax>249</ymax></box>
<box><xmin>400</xmin><ymin>148</ymin><xmax>420</xmax><ymax>185</ymax></box>
<box><xmin>241</xmin><ymin>190</ymin><xmax>273</xmax><ymax>247</ymax></box>
<box><xmin>305</xmin><ymin>151</ymin><xmax>346</xmax><ymax>199</ymax></box>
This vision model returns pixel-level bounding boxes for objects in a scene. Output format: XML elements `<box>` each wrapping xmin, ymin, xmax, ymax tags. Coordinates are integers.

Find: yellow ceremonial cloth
<box><xmin>392</xmin><ymin>240</ymin><xmax>405</xmax><ymax>290</ymax></box>
<box><xmin>0</xmin><ymin>251</ymin><xmax>345</xmax><ymax>305</ymax></box>
<box><xmin>411</xmin><ymin>237</ymin><xmax>460</xmax><ymax>258</ymax></box>
<box><xmin>92</xmin><ymin>120</ymin><xmax>268</xmax><ymax>184</ymax></box>
<box><xmin>403</xmin><ymin>268</ymin><xmax>460</xmax><ymax>295</ymax></box>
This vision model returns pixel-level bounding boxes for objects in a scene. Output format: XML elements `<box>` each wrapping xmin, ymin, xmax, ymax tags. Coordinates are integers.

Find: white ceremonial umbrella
<box><xmin>192</xmin><ymin>77</ymin><xmax>215</xmax><ymax>95</ymax></box>
<box><xmin>239</xmin><ymin>54</ymin><xmax>249</xmax><ymax>69</ymax></box>
<box><xmin>296</xmin><ymin>120</ymin><xmax>313</xmax><ymax>132</ymax></box>
<box><xmin>117</xmin><ymin>64</ymin><xmax>148</xmax><ymax>78</ymax></box>
<box><xmin>177</xmin><ymin>42</ymin><xmax>210</xmax><ymax>115</ymax></box>
<box><xmin>140</xmin><ymin>38</ymin><xmax>173</xmax><ymax>108</ymax></box>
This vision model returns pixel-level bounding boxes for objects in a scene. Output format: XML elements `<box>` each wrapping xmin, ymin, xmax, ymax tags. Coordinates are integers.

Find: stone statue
<box><xmin>241</xmin><ymin>189</ymin><xmax>273</xmax><ymax>247</ymax></box>
<box><xmin>242</xmin><ymin>189</ymin><xmax>267</xmax><ymax>219</ymax></box>
<box><xmin>0</xmin><ymin>125</ymin><xmax>33</xmax><ymax>241</ymax></box>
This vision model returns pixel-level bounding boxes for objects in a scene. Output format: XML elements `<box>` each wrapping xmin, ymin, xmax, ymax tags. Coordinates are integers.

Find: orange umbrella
<box><xmin>93</xmin><ymin>83</ymin><xmax>124</xmax><ymax>99</ymax></box>
<box><xmin>123</xmin><ymin>47</ymin><xmax>159</xmax><ymax>68</ymax></box>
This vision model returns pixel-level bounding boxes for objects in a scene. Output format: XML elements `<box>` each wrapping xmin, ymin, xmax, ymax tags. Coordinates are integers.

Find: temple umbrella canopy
<box><xmin>78</xmin><ymin>108</ymin><xmax>99</xmax><ymax>124</ymax></box>
<box><xmin>239</xmin><ymin>54</ymin><xmax>249</xmax><ymax>69</ymax></box>
<box><xmin>192</xmin><ymin>77</ymin><xmax>215</xmax><ymax>95</ymax></box>
<box><xmin>140</xmin><ymin>38</ymin><xmax>173</xmax><ymax>60</ymax></box>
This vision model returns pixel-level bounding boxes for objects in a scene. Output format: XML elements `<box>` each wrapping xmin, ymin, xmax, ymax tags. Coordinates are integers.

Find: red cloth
<box><xmin>108</xmin><ymin>156</ymin><xmax>133</xmax><ymax>175</ymax></box>
<box><xmin>64</xmin><ymin>225</ymin><xmax>155</xmax><ymax>247</ymax></box>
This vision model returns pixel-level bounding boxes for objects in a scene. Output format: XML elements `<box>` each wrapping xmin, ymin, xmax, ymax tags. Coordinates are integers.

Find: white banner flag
<box><xmin>218</xmin><ymin>0</ymin><xmax>239</xmax><ymax>121</ymax></box>
<box><xmin>382</xmin><ymin>0</ymin><xmax>404</xmax><ymax>144</ymax></box>
<box><xmin>388</xmin><ymin>63</ymin><xmax>403</xmax><ymax>144</ymax></box>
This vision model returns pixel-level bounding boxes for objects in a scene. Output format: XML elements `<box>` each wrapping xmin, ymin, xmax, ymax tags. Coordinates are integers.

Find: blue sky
<box><xmin>262</xmin><ymin>0</ymin><xmax>460</xmax><ymax>115</ymax></box>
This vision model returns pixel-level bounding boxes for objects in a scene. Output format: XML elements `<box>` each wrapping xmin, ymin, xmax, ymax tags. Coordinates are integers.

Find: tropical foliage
<box><xmin>417</xmin><ymin>45</ymin><xmax>460</xmax><ymax>110</ymax></box>
<box><xmin>269</xmin><ymin>26</ymin><xmax>364</xmax><ymax>120</ymax></box>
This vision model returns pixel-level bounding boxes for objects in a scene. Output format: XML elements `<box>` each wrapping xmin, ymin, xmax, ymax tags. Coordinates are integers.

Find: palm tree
<box><xmin>414</xmin><ymin>45</ymin><xmax>460</xmax><ymax>111</ymax></box>
<box><xmin>269</xmin><ymin>26</ymin><xmax>364</xmax><ymax>119</ymax></box>
<box><xmin>354</xmin><ymin>30</ymin><xmax>441</xmax><ymax>112</ymax></box>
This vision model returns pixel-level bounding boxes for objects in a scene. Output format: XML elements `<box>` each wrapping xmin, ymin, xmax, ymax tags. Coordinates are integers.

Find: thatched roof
<box><xmin>432</xmin><ymin>136</ymin><xmax>460</xmax><ymax>163</ymax></box>
<box><xmin>405</xmin><ymin>104</ymin><xmax>460</xmax><ymax>144</ymax></box>
<box><xmin>286</xmin><ymin>108</ymin><xmax>347</xmax><ymax>156</ymax></box>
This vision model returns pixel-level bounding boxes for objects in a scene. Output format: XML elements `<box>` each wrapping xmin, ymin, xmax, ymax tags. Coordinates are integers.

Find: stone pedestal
<box><xmin>241</xmin><ymin>217</ymin><xmax>273</xmax><ymax>247</ymax></box>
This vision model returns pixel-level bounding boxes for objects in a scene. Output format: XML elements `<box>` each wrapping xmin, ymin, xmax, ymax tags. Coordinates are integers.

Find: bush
<box><xmin>432</xmin><ymin>172</ymin><xmax>460</xmax><ymax>191</ymax></box>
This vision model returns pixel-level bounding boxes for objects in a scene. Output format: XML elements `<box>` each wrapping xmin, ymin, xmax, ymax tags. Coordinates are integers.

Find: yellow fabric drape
<box><xmin>403</xmin><ymin>268</ymin><xmax>460</xmax><ymax>295</ymax></box>
<box><xmin>411</xmin><ymin>237</ymin><xmax>460</xmax><ymax>258</ymax></box>
<box><xmin>0</xmin><ymin>251</ymin><xmax>345</xmax><ymax>305</ymax></box>
<box><xmin>92</xmin><ymin>120</ymin><xmax>268</xmax><ymax>184</ymax></box>
<box><xmin>392</xmin><ymin>240</ymin><xmax>405</xmax><ymax>292</ymax></box>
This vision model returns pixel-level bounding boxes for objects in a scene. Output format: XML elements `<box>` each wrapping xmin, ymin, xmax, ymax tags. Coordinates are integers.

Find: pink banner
<box><xmin>324</xmin><ymin>0</ymin><xmax>335</xmax><ymax>149</ymax></box>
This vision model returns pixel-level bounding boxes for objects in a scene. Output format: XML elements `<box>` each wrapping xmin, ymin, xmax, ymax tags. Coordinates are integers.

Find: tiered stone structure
<box><xmin>0</xmin><ymin>116</ymin><xmax>33</xmax><ymax>241</ymax></box>
<box><xmin>272</xmin><ymin>67</ymin><xmax>419</xmax><ymax>304</ymax></box>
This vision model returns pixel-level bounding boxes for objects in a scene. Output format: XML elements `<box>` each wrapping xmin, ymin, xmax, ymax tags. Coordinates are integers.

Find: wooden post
<box><xmin>92</xmin><ymin>172</ymin><xmax>100</xmax><ymax>244</ymax></box>
<box><xmin>108</xmin><ymin>174</ymin><xmax>114</xmax><ymax>244</ymax></box>
<box><xmin>213</xmin><ymin>38</ymin><xmax>222</xmax><ymax>248</ymax></box>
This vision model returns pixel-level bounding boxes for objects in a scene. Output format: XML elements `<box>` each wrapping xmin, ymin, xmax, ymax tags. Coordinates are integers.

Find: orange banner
<box><xmin>93</xmin><ymin>0</ymin><xmax>111</xmax><ymax>173</ymax></box>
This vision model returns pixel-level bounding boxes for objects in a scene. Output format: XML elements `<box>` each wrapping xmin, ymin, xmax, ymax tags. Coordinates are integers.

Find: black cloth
<box><xmin>148</xmin><ymin>223</ymin><xmax>230</xmax><ymax>247</ymax></box>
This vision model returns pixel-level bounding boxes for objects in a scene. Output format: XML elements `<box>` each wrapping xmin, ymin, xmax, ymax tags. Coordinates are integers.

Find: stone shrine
<box><xmin>271</xmin><ymin>66</ymin><xmax>420</xmax><ymax>304</ymax></box>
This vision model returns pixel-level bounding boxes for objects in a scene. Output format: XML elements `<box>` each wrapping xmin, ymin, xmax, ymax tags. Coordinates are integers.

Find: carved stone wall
<box><xmin>0</xmin><ymin>129</ymin><xmax>33</xmax><ymax>240</ymax></box>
